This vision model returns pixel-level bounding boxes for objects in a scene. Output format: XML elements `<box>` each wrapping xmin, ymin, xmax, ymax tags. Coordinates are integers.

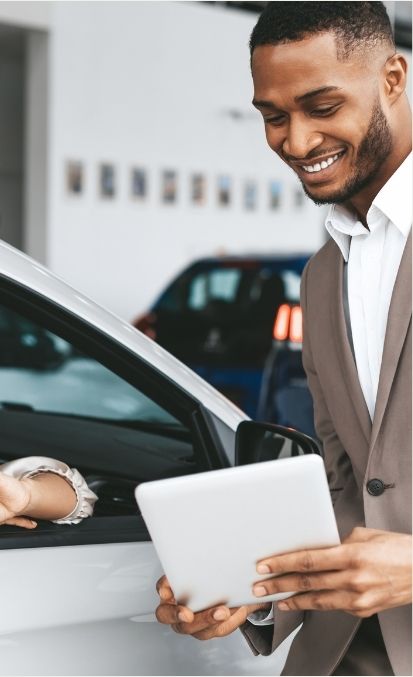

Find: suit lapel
<box><xmin>370</xmin><ymin>230</ymin><xmax>412</xmax><ymax>451</ymax></box>
<box><xmin>331</xmin><ymin>252</ymin><xmax>372</xmax><ymax>445</ymax></box>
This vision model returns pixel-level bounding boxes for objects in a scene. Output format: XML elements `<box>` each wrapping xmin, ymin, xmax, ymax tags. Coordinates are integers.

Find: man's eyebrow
<box><xmin>252</xmin><ymin>86</ymin><xmax>343</xmax><ymax>109</ymax></box>
<box><xmin>252</xmin><ymin>99</ymin><xmax>278</xmax><ymax>110</ymax></box>
<box><xmin>295</xmin><ymin>86</ymin><xmax>342</xmax><ymax>103</ymax></box>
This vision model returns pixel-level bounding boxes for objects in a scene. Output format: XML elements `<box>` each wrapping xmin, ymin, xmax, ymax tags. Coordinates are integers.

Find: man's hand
<box><xmin>0</xmin><ymin>473</ymin><xmax>37</xmax><ymax>529</ymax></box>
<box><xmin>156</xmin><ymin>576</ymin><xmax>271</xmax><ymax>640</ymax></box>
<box><xmin>252</xmin><ymin>527</ymin><xmax>412</xmax><ymax>618</ymax></box>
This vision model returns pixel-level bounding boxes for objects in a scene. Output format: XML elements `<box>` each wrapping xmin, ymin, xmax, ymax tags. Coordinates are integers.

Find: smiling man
<box><xmin>155</xmin><ymin>3</ymin><xmax>412</xmax><ymax>675</ymax></box>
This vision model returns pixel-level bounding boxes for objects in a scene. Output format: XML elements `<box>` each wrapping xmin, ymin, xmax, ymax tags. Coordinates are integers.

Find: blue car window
<box><xmin>280</xmin><ymin>270</ymin><xmax>301</xmax><ymax>302</ymax></box>
<box><xmin>188</xmin><ymin>274</ymin><xmax>207</xmax><ymax>309</ymax></box>
<box><xmin>188</xmin><ymin>269</ymin><xmax>241</xmax><ymax>310</ymax></box>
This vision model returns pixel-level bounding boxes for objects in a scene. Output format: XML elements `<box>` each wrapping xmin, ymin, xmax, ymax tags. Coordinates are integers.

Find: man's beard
<box><xmin>300</xmin><ymin>100</ymin><xmax>393</xmax><ymax>206</ymax></box>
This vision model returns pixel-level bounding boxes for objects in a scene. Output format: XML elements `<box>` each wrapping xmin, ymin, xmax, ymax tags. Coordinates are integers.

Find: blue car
<box><xmin>133</xmin><ymin>255</ymin><xmax>313</xmax><ymax>432</ymax></box>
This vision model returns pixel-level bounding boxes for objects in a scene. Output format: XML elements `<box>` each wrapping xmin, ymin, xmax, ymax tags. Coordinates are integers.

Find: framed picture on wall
<box><xmin>131</xmin><ymin>167</ymin><xmax>147</xmax><ymax>200</ymax></box>
<box><xmin>191</xmin><ymin>173</ymin><xmax>206</xmax><ymax>205</ymax></box>
<box><xmin>217</xmin><ymin>175</ymin><xmax>231</xmax><ymax>206</ymax></box>
<box><xmin>269</xmin><ymin>180</ymin><xmax>282</xmax><ymax>209</ymax></box>
<box><xmin>244</xmin><ymin>180</ymin><xmax>257</xmax><ymax>210</ymax></box>
<box><xmin>162</xmin><ymin>170</ymin><xmax>177</xmax><ymax>204</ymax></box>
<box><xmin>66</xmin><ymin>160</ymin><xmax>83</xmax><ymax>196</ymax></box>
<box><xmin>294</xmin><ymin>186</ymin><xmax>306</xmax><ymax>207</ymax></box>
<box><xmin>99</xmin><ymin>163</ymin><xmax>116</xmax><ymax>198</ymax></box>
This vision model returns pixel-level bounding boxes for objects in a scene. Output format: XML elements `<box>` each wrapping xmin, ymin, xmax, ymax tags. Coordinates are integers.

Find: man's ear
<box><xmin>383</xmin><ymin>53</ymin><xmax>408</xmax><ymax>105</ymax></box>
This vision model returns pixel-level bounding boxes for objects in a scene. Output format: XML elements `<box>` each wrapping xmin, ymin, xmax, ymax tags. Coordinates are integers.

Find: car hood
<box><xmin>0</xmin><ymin>241</ymin><xmax>248</xmax><ymax>430</ymax></box>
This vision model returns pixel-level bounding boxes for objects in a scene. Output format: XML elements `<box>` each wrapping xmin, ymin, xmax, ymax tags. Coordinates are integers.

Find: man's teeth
<box><xmin>302</xmin><ymin>153</ymin><xmax>341</xmax><ymax>173</ymax></box>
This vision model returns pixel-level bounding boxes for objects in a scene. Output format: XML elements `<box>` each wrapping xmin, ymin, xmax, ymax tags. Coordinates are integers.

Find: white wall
<box><xmin>47</xmin><ymin>1</ymin><xmax>325</xmax><ymax>321</ymax></box>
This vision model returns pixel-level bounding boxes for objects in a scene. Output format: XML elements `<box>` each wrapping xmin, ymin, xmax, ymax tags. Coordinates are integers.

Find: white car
<box><xmin>0</xmin><ymin>241</ymin><xmax>316</xmax><ymax>676</ymax></box>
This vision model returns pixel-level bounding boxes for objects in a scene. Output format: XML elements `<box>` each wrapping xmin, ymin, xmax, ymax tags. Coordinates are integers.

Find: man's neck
<box><xmin>345</xmin><ymin>145</ymin><xmax>411</xmax><ymax>228</ymax></box>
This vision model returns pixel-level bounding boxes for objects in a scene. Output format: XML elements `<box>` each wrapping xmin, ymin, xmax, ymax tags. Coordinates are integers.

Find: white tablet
<box><xmin>135</xmin><ymin>454</ymin><xmax>340</xmax><ymax>612</ymax></box>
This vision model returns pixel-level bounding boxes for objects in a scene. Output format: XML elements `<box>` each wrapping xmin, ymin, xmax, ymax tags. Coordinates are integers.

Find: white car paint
<box><xmin>0</xmin><ymin>241</ymin><xmax>294</xmax><ymax>675</ymax></box>
<box><xmin>0</xmin><ymin>541</ymin><xmax>291</xmax><ymax>676</ymax></box>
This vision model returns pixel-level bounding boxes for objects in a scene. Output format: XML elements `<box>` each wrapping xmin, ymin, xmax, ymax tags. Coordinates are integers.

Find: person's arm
<box><xmin>0</xmin><ymin>456</ymin><xmax>97</xmax><ymax>528</ymax></box>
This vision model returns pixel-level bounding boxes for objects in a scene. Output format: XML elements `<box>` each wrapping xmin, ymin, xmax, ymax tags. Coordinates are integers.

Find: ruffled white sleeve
<box><xmin>0</xmin><ymin>456</ymin><xmax>98</xmax><ymax>524</ymax></box>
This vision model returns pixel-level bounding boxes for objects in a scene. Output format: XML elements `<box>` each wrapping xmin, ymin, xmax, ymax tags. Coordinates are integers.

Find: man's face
<box><xmin>251</xmin><ymin>33</ymin><xmax>393</xmax><ymax>205</ymax></box>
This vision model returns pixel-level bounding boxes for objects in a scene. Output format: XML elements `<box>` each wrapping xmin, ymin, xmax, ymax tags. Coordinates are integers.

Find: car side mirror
<box><xmin>235</xmin><ymin>421</ymin><xmax>320</xmax><ymax>466</ymax></box>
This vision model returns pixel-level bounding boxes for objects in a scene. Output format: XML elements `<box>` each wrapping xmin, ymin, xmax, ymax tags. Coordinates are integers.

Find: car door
<box><xmin>0</xmin><ymin>274</ymin><xmax>289</xmax><ymax>676</ymax></box>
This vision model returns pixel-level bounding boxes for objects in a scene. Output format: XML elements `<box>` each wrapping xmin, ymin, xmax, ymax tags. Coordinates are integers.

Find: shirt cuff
<box><xmin>0</xmin><ymin>456</ymin><xmax>98</xmax><ymax>524</ymax></box>
<box><xmin>247</xmin><ymin>606</ymin><xmax>274</xmax><ymax>626</ymax></box>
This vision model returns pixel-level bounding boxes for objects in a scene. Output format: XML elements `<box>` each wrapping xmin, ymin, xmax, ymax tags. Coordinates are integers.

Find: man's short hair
<box><xmin>249</xmin><ymin>1</ymin><xmax>395</xmax><ymax>60</ymax></box>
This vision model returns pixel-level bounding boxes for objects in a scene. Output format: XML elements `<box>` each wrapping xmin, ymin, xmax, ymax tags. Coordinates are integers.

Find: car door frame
<box><xmin>0</xmin><ymin>274</ymin><xmax>230</xmax><ymax>552</ymax></box>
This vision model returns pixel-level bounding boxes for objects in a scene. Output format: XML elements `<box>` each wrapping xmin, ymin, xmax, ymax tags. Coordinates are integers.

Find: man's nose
<box><xmin>282</xmin><ymin>118</ymin><xmax>324</xmax><ymax>160</ymax></box>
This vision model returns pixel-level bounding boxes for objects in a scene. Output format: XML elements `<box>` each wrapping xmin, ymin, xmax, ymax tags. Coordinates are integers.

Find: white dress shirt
<box><xmin>249</xmin><ymin>152</ymin><xmax>412</xmax><ymax>627</ymax></box>
<box><xmin>325</xmin><ymin>152</ymin><xmax>412</xmax><ymax>420</ymax></box>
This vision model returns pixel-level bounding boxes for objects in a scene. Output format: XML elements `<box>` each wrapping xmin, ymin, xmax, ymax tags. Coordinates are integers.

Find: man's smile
<box><xmin>290</xmin><ymin>149</ymin><xmax>348</xmax><ymax>184</ymax></box>
<box><xmin>301</xmin><ymin>149</ymin><xmax>346</xmax><ymax>173</ymax></box>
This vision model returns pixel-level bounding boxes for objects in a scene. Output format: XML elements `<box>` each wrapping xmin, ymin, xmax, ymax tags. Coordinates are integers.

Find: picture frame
<box><xmin>162</xmin><ymin>170</ymin><xmax>177</xmax><ymax>204</ymax></box>
<box><xmin>99</xmin><ymin>163</ymin><xmax>116</xmax><ymax>199</ymax></box>
<box><xmin>294</xmin><ymin>186</ymin><xmax>306</xmax><ymax>207</ymax></box>
<box><xmin>66</xmin><ymin>160</ymin><xmax>83</xmax><ymax>196</ymax></box>
<box><xmin>131</xmin><ymin>167</ymin><xmax>147</xmax><ymax>200</ymax></box>
<box><xmin>217</xmin><ymin>175</ymin><xmax>231</xmax><ymax>206</ymax></box>
<box><xmin>244</xmin><ymin>180</ymin><xmax>257</xmax><ymax>211</ymax></box>
<box><xmin>269</xmin><ymin>180</ymin><xmax>282</xmax><ymax>209</ymax></box>
<box><xmin>191</xmin><ymin>173</ymin><xmax>206</xmax><ymax>205</ymax></box>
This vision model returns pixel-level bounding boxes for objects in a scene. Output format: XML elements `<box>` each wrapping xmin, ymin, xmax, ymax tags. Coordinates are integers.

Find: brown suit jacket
<box><xmin>242</xmin><ymin>233</ymin><xmax>412</xmax><ymax>675</ymax></box>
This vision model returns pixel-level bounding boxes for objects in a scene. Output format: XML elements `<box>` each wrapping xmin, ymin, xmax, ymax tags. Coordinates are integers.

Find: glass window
<box><xmin>188</xmin><ymin>274</ymin><xmax>207</xmax><ymax>310</ymax></box>
<box><xmin>0</xmin><ymin>300</ymin><xmax>206</xmax><ymax>522</ymax></box>
<box><xmin>0</xmin><ymin>307</ymin><xmax>179</xmax><ymax>426</ymax></box>
<box><xmin>280</xmin><ymin>270</ymin><xmax>301</xmax><ymax>302</ymax></box>
<box><xmin>187</xmin><ymin>269</ymin><xmax>241</xmax><ymax>310</ymax></box>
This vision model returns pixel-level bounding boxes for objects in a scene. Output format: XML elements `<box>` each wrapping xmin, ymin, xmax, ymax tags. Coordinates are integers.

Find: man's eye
<box><xmin>311</xmin><ymin>106</ymin><xmax>338</xmax><ymax>117</ymax></box>
<box><xmin>264</xmin><ymin>115</ymin><xmax>286</xmax><ymax>126</ymax></box>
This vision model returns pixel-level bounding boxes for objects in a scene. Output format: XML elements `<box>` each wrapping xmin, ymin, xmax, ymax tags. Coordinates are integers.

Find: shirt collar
<box><xmin>325</xmin><ymin>152</ymin><xmax>412</xmax><ymax>261</ymax></box>
<box><xmin>371</xmin><ymin>152</ymin><xmax>412</xmax><ymax>236</ymax></box>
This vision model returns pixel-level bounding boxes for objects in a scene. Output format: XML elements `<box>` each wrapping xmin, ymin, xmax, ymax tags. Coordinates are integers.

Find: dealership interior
<box><xmin>0</xmin><ymin>2</ymin><xmax>412</xmax><ymax>676</ymax></box>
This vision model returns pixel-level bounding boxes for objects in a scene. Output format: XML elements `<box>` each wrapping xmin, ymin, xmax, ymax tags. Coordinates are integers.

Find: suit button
<box><xmin>366</xmin><ymin>479</ymin><xmax>385</xmax><ymax>496</ymax></box>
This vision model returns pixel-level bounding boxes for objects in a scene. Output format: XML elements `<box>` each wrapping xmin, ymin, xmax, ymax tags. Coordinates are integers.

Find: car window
<box><xmin>157</xmin><ymin>261</ymin><xmax>305</xmax><ymax>317</ymax></box>
<box><xmin>0</xmin><ymin>307</ymin><xmax>179</xmax><ymax>426</ymax></box>
<box><xmin>279</xmin><ymin>270</ymin><xmax>301</xmax><ymax>302</ymax></box>
<box><xmin>188</xmin><ymin>269</ymin><xmax>241</xmax><ymax>310</ymax></box>
<box><xmin>0</xmin><ymin>288</ymin><xmax>224</xmax><ymax>548</ymax></box>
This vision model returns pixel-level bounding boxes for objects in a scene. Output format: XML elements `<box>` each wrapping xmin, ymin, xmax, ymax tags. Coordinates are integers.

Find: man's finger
<box><xmin>156</xmin><ymin>575</ymin><xmax>175</xmax><ymax>601</ymax></box>
<box><xmin>156</xmin><ymin>602</ymin><xmax>195</xmax><ymax>625</ymax></box>
<box><xmin>192</xmin><ymin>606</ymin><xmax>249</xmax><ymax>640</ymax></box>
<box><xmin>252</xmin><ymin>570</ymin><xmax>351</xmax><ymax>597</ymax></box>
<box><xmin>171</xmin><ymin>607</ymin><xmax>231</xmax><ymax>635</ymax></box>
<box><xmin>276</xmin><ymin>589</ymin><xmax>357</xmax><ymax>613</ymax></box>
<box><xmin>156</xmin><ymin>602</ymin><xmax>231</xmax><ymax>630</ymax></box>
<box><xmin>257</xmin><ymin>544</ymin><xmax>349</xmax><ymax>577</ymax></box>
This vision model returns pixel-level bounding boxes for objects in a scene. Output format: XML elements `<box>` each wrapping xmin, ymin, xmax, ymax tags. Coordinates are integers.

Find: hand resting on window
<box><xmin>0</xmin><ymin>457</ymin><xmax>97</xmax><ymax>528</ymax></box>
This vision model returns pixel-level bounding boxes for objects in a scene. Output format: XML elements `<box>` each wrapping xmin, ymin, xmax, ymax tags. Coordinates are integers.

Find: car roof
<box><xmin>185</xmin><ymin>254</ymin><xmax>311</xmax><ymax>267</ymax></box>
<box><xmin>0</xmin><ymin>241</ymin><xmax>247</xmax><ymax>430</ymax></box>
